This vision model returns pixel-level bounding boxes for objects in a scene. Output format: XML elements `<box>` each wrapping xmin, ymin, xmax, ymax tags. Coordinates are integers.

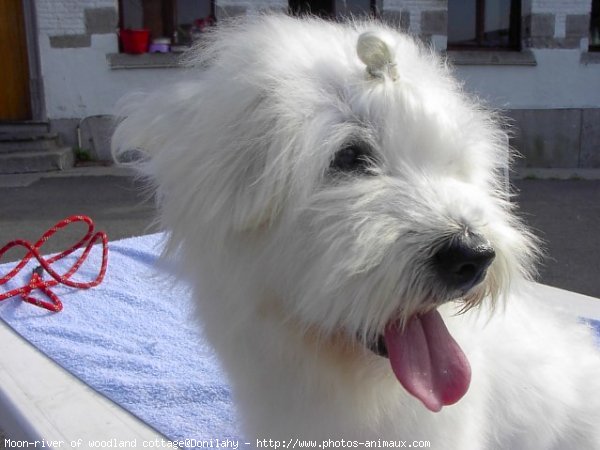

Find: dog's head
<box><xmin>113</xmin><ymin>15</ymin><xmax>538</xmax><ymax>412</ymax></box>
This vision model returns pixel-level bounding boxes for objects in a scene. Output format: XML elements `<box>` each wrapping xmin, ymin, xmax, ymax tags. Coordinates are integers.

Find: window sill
<box><xmin>107</xmin><ymin>52</ymin><xmax>185</xmax><ymax>70</ymax></box>
<box><xmin>445</xmin><ymin>49</ymin><xmax>537</xmax><ymax>66</ymax></box>
<box><xmin>581</xmin><ymin>51</ymin><xmax>600</xmax><ymax>64</ymax></box>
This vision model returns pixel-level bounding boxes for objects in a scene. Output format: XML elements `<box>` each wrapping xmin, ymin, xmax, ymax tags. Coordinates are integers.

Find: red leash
<box><xmin>0</xmin><ymin>215</ymin><xmax>108</xmax><ymax>312</ymax></box>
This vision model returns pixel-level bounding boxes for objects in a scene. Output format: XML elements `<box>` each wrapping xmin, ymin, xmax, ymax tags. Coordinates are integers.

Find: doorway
<box><xmin>0</xmin><ymin>0</ymin><xmax>32</xmax><ymax>121</ymax></box>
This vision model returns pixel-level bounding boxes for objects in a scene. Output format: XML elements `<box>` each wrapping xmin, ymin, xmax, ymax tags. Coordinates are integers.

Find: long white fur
<box><xmin>113</xmin><ymin>15</ymin><xmax>600</xmax><ymax>449</ymax></box>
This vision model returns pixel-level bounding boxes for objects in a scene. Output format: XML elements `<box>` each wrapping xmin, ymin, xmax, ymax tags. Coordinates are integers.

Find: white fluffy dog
<box><xmin>113</xmin><ymin>15</ymin><xmax>600</xmax><ymax>449</ymax></box>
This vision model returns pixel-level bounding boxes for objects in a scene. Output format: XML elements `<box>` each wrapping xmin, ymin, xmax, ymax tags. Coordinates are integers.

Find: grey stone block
<box><xmin>559</xmin><ymin>14</ymin><xmax>591</xmax><ymax>48</ymax></box>
<box><xmin>0</xmin><ymin>122</ymin><xmax>49</xmax><ymax>134</ymax></box>
<box><xmin>49</xmin><ymin>34</ymin><xmax>91</xmax><ymax>49</ymax></box>
<box><xmin>0</xmin><ymin>133</ymin><xmax>60</xmax><ymax>153</ymax></box>
<box><xmin>566</xmin><ymin>14</ymin><xmax>590</xmax><ymax>38</ymax></box>
<box><xmin>107</xmin><ymin>52</ymin><xmax>183</xmax><ymax>70</ymax></box>
<box><xmin>506</xmin><ymin>109</ymin><xmax>581</xmax><ymax>168</ymax></box>
<box><xmin>522</xmin><ymin>14</ymin><xmax>532</xmax><ymax>38</ymax></box>
<box><xmin>216</xmin><ymin>5</ymin><xmax>247</xmax><ymax>19</ymax></box>
<box><xmin>581</xmin><ymin>109</ymin><xmax>600</xmax><ymax>168</ymax></box>
<box><xmin>78</xmin><ymin>115</ymin><xmax>116</xmax><ymax>161</ymax></box>
<box><xmin>530</xmin><ymin>13</ymin><xmax>555</xmax><ymax>37</ymax></box>
<box><xmin>50</xmin><ymin>118</ymin><xmax>79</xmax><ymax>149</ymax></box>
<box><xmin>421</xmin><ymin>10</ymin><xmax>447</xmax><ymax>36</ymax></box>
<box><xmin>528</xmin><ymin>13</ymin><xmax>555</xmax><ymax>48</ymax></box>
<box><xmin>532</xmin><ymin>38</ymin><xmax>579</xmax><ymax>49</ymax></box>
<box><xmin>401</xmin><ymin>10</ymin><xmax>410</xmax><ymax>31</ymax></box>
<box><xmin>382</xmin><ymin>10</ymin><xmax>410</xmax><ymax>31</ymax></box>
<box><xmin>85</xmin><ymin>7</ymin><xmax>118</xmax><ymax>35</ymax></box>
<box><xmin>258</xmin><ymin>5</ymin><xmax>287</xmax><ymax>14</ymax></box>
<box><xmin>0</xmin><ymin>147</ymin><xmax>74</xmax><ymax>174</ymax></box>
<box><xmin>553</xmin><ymin>38</ymin><xmax>580</xmax><ymax>49</ymax></box>
<box><xmin>581</xmin><ymin>52</ymin><xmax>600</xmax><ymax>64</ymax></box>
<box><xmin>447</xmin><ymin>49</ymin><xmax>537</xmax><ymax>66</ymax></box>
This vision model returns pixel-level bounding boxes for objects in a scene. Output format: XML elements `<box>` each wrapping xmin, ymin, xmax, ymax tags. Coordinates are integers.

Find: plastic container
<box><xmin>149</xmin><ymin>37</ymin><xmax>170</xmax><ymax>53</ymax></box>
<box><xmin>120</xmin><ymin>29</ymin><xmax>151</xmax><ymax>54</ymax></box>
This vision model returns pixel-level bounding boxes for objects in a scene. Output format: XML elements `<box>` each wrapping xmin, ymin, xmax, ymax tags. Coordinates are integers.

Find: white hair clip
<box><xmin>356</xmin><ymin>31</ymin><xmax>398</xmax><ymax>81</ymax></box>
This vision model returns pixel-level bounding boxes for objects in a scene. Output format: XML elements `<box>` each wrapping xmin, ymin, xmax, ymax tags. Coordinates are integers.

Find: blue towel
<box><xmin>1</xmin><ymin>233</ymin><xmax>599</xmax><ymax>447</ymax></box>
<box><xmin>583</xmin><ymin>318</ymin><xmax>600</xmax><ymax>346</ymax></box>
<box><xmin>0</xmin><ymin>233</ymin><xmax>241</xmax><ymax>447</ymax></box>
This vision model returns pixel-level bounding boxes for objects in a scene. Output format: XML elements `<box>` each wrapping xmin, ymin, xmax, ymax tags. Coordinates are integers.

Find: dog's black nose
<box><xmin>434</xmin><ymin>231</ymin><xmax>495</xmax><ymax>292</ymax></box>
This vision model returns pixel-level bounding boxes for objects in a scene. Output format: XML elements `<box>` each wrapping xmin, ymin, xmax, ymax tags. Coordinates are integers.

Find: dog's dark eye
<box><xmin>330</xmin><ymin>144</ymin><xmax>373</xmax><ymax>174</ymax></box>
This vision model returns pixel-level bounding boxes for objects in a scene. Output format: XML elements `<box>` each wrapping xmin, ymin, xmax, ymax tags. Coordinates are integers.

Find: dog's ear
<box><xmin>111</xmin><ymin>85</ymin><xmax>288</xmax><ymax>235</ymax></box>
<box><xmin>195</xmin><ymin>94</ymin><xmax>290</xmax><ymax>234</ymax></box>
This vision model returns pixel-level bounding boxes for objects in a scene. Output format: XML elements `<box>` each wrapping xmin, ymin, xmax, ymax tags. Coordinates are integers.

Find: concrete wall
<box><xmin>215</xmin><ymin>0</ymin><xmax>286</xmax><ymax>17</ymax></box>
<box><xmin>34</xmin><ymin>0</ymin><xmax>195</xmax><ymax>158</ymax></box>
<box><xmin>33</xmin><ymin>0</ymin><xmax>600</xmax><ymax>167</ymax></box>
<box><xmin>35</xmin><ymin>0</ymin><xmax>186</xmax><ymax>119</ymax></box>
<box><xmin>506</xmin><ymin>109</ymin><xmax>600</xmax><ymax>168</ymax></box>
<box><xmin>531</xmin><ymin>0</ymin><xmax>590</xmax><ymax>45</ymax></box>
<box><xmin>381</xmin><ymin>0</ymin><xmax>447</xmax><ymax>46</ymax></box>
<box><xmin>454</xmin><ymin>50</ymin><xmax>600</xmax><ymax>109</ymax></box>
<box><xmin>452</xmin><ymin>47</ymin><xmax>600</xmax><ymax>168</ymax></box>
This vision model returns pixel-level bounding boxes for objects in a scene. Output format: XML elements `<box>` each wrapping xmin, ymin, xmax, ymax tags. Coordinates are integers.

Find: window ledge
<box><xmin>445</xmin><ymin>49</ymin><xmax>537</xmax><ymax>66</ymax></box>
<box><xmin>581</xmin><ymin>51</ymin><xmax>600</xmax><ymax>64</ymax></box>
<box><xmin>107</xmin><ymin>52</ymin><xmax>185</xmax><ymax>70</ymax></box>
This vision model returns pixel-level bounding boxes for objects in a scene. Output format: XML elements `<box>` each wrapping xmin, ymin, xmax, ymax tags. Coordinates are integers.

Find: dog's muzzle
<box><xmin>433</xmin><ymin>230</ymin><xmax>495</xmax><ymax>294</ymax></box>
<box><xmin>366</xmin><ymin>230</ymin><xmax>495</xmax><ymax>359</ymax></box>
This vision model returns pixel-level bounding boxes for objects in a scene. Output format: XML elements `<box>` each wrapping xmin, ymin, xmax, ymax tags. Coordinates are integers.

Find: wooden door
<box><xmin>143</xmin><ymin>0</ymin><xmax>175</xmax><ymax>40</ymax></box>
<box><xmin>0</xmin><ymin>0</ymin><xmax>31</xmax><ymax>120</ymax></box>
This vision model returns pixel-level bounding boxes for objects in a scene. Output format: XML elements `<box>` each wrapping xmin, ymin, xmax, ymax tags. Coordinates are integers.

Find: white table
<box><xmin>0</xmin><ymin>283</ymin><xmax>597</xmax><ymax>446</ymax></box>
<box><xmin>0</xmin><ymin>319</ymin><xmax>168</xmax><ymax>445</ymax></box>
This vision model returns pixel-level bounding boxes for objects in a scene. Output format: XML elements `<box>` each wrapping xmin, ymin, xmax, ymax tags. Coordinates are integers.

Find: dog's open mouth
<box><xmin>369</xmin><ymin>309</ymin><xmax>471</xmax><ymax>413</ymax></box>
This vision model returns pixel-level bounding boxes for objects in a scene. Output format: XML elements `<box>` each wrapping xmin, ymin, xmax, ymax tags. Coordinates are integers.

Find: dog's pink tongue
<box><xmin>384</xmin><ymin>309</ymin><xmax>471</xmax><ymax>412</ymax></box>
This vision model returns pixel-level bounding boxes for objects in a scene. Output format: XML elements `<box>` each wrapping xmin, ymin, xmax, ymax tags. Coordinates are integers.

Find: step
<box><xmin>0</xmin><ymin>147</ymin><xmax>75</xmax><ymax>174</ymax></box>
<box><xmin>0</xmin><ymin>133</ymin><xmax>61</xmax><ymax>153</ymax></box>
<box><xmin>0</xmin><ymin>121</ymin><xmax>50</xmax><ymax>134</ymax></box>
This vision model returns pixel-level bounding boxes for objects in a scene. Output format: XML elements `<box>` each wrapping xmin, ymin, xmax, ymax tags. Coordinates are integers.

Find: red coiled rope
<box><xmin>0</xmin><ymin>215</ymin><xmax>108</xmax><ymax>312</ymax></box>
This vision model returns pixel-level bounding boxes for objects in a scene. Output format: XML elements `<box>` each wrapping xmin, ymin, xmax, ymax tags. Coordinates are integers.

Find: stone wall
<box><xmin>215</xmin><ymin>0</ymin><xmax>594</xmax><ymax>52</ymax></box>
<box><xmin>379</xmin><ymin>0</ymin><xmax>593</xmax><ymax>50</ymax></box>
<box><xmin>30</xmin><ymin>0</ymin><xmax>600</xmax><ymax>167</ymax></box>
<box><xmin>215</xmin><ymin>0</ymin><xmax>287</xmax><ymax>18</ymax></box>
<box><xmin>527</xmin><ymin>0</ymin><xmax>591</xmax><ymax>48</ymax></box>
<box><xmin>381</xmin><ymin>0</ymin><xmax>446</xmax><ymax>39</ymax></box>
<box><xmin>36</xmin><ymin>0</ymin><xmax>117</xmax><ymax>49</ymax></box>
<box><xmin>508</xmin><ymin>109</ymin><xmax>600</xmax><ymax>168</ymax></box>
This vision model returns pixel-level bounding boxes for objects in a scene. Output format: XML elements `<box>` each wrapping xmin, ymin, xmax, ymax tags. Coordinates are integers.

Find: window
<box><xmin>591</xmin><ymin>0</ymin><xmax>600</xmax><ymax>51</ymax></box>
<box><xmin>448</xmin><ymin>0</ymin><xmax>521</xmax><ymax>50</ymax></box>
<box><xmin>289</xmin><ymin>0</ymin><xmax>334</xmax><ymax>17</ymax></box>
<box><xmin>289</xmin><ymin>0</ymin><xmax>376</xmax><ymax>19</ymax></box>
<box><xmin>118</xmin><ymin>0</ymin><xmax>215</xmax><ymax>48</ymax></box>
